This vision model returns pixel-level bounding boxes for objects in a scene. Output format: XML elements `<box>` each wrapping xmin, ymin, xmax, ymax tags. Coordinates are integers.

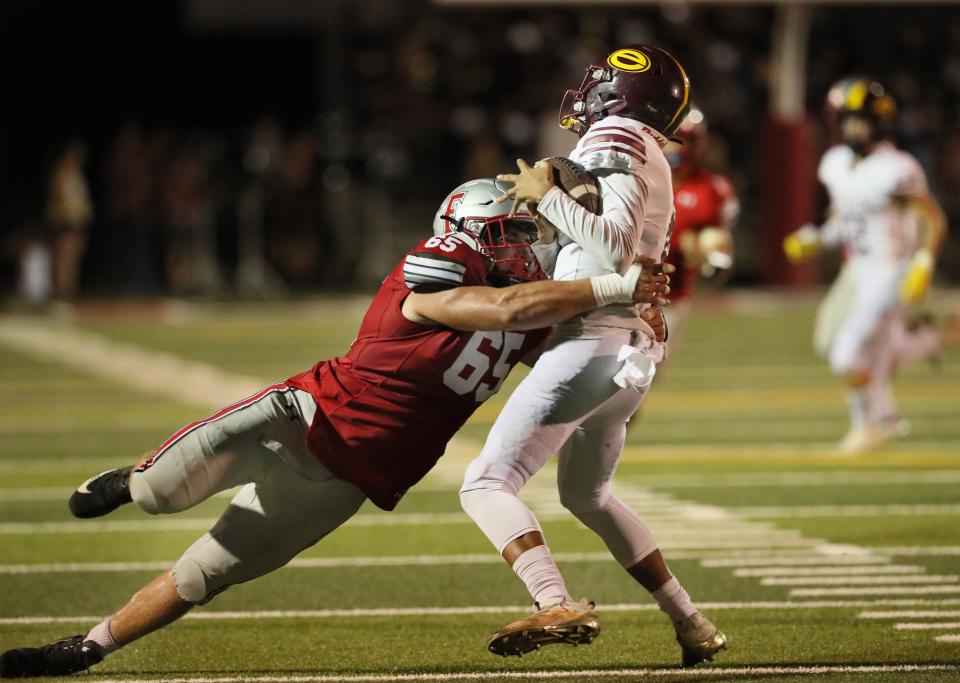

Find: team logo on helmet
<box><xmin>443</xmin><ymin>192</ymin><xmax>465</xmax><ymax>219</ymax></box>
<box><xmin>607</xmin><ymin>48</ymin><xmax>651</xmax><ymax>73</ymax></box>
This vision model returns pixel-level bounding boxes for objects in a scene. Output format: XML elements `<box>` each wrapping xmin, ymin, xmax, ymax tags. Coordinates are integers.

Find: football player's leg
<box><xmin>890</xmin><ymin>313</ymin><xmax>942</xmax><ymax>370</ymax></box>
<box><xmin>129</xmin><ymin>383</ymin><xmax>299</xmax><ymax>516</ymax></box>
<box><xmin>462</xmin><ymin>334</ymin><xmax>627</xmax><ymax>655</ymax></box>
<box><xmin>460</xmin><ymin>336</ymin><xmax>624</xmax><ymax>593</ymax></box>
<box><xmin>813</xmin><ymin>265</ymin><xmax>856</xmax><ymax>358</ymax></box>
<box><xmin>76</xmin><ymin>457</ymin><xmax>366</xmax><ymax>672</ymax></box>
<box><xmin>556</xmin><ymin>388</ymin><xmax>725</xmax><ymax>666</ymax></box>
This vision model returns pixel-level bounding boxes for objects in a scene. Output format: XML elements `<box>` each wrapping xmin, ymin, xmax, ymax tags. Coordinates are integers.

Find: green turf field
<box><xmin>1</xmin><ymin>293</ymin><xmax>958</xmax><ymax>682</ymax></box>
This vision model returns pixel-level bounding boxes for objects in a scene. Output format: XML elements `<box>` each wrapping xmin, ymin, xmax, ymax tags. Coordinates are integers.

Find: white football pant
<box><xmin>461</xmin><ymin>328</ymin><xmax>659</xmax><ymax>568</ymax></box>
<box><xmin>130</xmin><ymin>384</ymin><xmax>366</xmax><ymax>603</ymax></box>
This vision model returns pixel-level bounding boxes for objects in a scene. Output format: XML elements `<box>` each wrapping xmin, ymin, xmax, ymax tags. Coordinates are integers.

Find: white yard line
<box><xmin>895</xmin><ymin>622</ymin><xmax>960</xmax><ymax>630</ymax></box>
<box><xmin>702</xmin><ymin>555</ymin><xmax>890</xmax><ymax>568</ymax></box>
<box><xmin>935</xmin><ymin>634</ymin><xmax>960</xmax><ymax>642</ymax></box>
<box><xmin>0</xmin><ymin>319</ymin><xmax>262</xmax><ymax>410</ymax></box>
<box><xmin>623</xmin><ymin>470</ymin><xmax>960</xmax><ymax>488</ymax></box>
<box><xmin>736</xmin><ymin>565</ymin><xmax>924</xmax><ymax>577</ymax></box>
<box><xmin>791</xmin><ymin>586</ymin><xmax>960</xmax><ymax>597</ymax></box>
<box><xmin>762</xmin><ymin>575</ymin><xmax>958</xmax><ymax>586</ymax></box>
<box><xmin>5</xmin><ymin>599</ymin><xmax>960</xmax><ymax>625</ymax></box>
<box><xmin>860</xmin><ymin>610</ymin><xmax>960</xmax><ymax>619</ymax></box>
<box><xmin>870</xmin><ymin>546</ymin><xmax>960</xmax><ymax>556</ymax></box>
<box><xmin>64</xmin><ymin>664</ymin><xmax>960</xmax><ymax>683</ymax></box>
<box><xmin>733</xmin><ymin>503</ymin><xmax>960</xmax><ymax>518</ymax></box>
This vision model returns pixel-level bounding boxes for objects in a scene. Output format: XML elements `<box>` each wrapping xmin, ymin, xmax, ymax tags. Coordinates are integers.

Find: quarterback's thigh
<box><xmin>464</xmin><ymin>335</ymin><xmax>626</xmax><ymax>491</ymax></box>
<box><xmin>172</xmin><ymin>459</ymin><xmax>366</xmax><ymax>604</ymax></box>
<box><xmin>131</xmin><ymin>384</ymin><xmax>299</xmax><ymax>515</ymax></box>
<box><xmin>557</xmin><ymin>387</ymin><xmax>647</xmax><ymax>508</ymax></box>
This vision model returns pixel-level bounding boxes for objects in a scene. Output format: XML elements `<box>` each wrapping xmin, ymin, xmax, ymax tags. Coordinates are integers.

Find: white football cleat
<box><xmin>675</xmin><ymin>612</ymin><xmax>727</xmax><ymax>667</ymax></box>
<box><xmin>836</xmin><ymin>426</ymin><xmax>887</xmax><ymax>455</ymax></box>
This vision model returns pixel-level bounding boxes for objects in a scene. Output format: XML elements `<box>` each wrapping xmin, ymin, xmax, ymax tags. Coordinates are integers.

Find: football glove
<box><xmin>900</xmin><ymin>248</ymin><xmax>934</xmax><ymax>305</ymax></box>
<box><xmin>783</xmin><ymin>224</ymin><xmax>821</xmax><ymax>264</ymax></box>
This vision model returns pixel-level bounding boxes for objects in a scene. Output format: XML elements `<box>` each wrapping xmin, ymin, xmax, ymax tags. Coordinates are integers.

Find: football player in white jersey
<box><xmin>784</xmin><ymin>78</ymin><xmax>947</xmax><ymax>454</ymax></box>
<box><xmin>459</xmin><ymin>45</ymin><xmax>726</xmax><ymax>667</ymax></box>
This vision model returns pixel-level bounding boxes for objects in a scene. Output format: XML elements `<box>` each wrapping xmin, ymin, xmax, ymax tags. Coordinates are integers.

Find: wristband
<box><xmin>590</xmin><ymin>264</ymin><xmax>643</xmax><ymax>306</ymax></box>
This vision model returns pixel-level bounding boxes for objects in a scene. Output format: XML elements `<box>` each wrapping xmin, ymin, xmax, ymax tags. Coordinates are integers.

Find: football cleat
<box><xmin>0</xmin><ymin>636</ymin><xmax>104</xmax><ymax>678</ymax></box>
<box><xmin>68</xmin><ymin>467</ymin><xmax>133</xmax><ymax>519</ymax></box>
<box><xmin>486</xmin><ymin>598</ymin><xmax>600</xmax><ymax>657</ymax></box>
<box><xmin>675</xmin><ymin>612</ymin><xmax>727</xmax><ymax>668</ymax></box>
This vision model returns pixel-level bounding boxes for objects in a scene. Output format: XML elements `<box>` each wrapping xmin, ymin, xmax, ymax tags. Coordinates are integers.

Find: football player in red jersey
<box><xmin>0</xmin><ymin>179</ymin><xmax>671</xmax><ymax>679</ymax></box>
<box><xmin>662</xmin><ymin>105</ymin><xmax>738</xmax><ymax>348</ymax></box>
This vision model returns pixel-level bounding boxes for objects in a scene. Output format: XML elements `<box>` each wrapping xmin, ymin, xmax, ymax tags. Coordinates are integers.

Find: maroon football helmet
<box><xmin>559</xmin><ymin>44</ymin><xmax>691</xmax><ymax>145</ymax></box>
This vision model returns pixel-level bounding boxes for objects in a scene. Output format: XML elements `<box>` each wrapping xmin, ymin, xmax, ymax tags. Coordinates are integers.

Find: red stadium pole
<box><xmin>761</xmin><ymin>2</ymin><xmax>819</xmax><ymax>286</ymax></box>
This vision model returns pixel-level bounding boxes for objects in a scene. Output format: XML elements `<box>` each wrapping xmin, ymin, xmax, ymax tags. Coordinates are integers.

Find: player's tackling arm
<box><xmin>402</xmin><ymin>260</ymin><xmax>671</xmax><ymax>332</ymax></box>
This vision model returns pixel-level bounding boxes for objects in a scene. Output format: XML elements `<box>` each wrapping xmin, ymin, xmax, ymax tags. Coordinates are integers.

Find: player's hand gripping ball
<box><xmin>497</xmin><ymin>157</ymin><xmax>602</xmax><ymax>219</ymax></box>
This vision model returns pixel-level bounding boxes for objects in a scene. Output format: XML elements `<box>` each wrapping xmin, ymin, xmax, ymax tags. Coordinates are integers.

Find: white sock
<box><xmin>85</xmin><ymin>617</ymin><xmax>119</xmax><ymax>655</ymax></box>
<box><xmin>511</xmin><ymin>545</ymin><xmax>571</xmax><ymax>608</ymax></box>
<box><xmin>846</xmin><ymin>388</ymin><xmax>869</xmax><ymax>429</ymax></box>
<box><xmin>651</xmin><ymin>576</ymin><xmax>697</xmax><ymax>623</ymax></box>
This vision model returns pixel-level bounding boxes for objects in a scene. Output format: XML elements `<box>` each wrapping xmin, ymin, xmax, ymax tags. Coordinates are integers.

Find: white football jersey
<box><xmin>818</xmin><ymin>142</ymin><xmax>928</xmax><ymax>263</ymax></box>
<box><xmin>536</xmin><ymin>116</ymin><xmax>673</xmax><ymax>338</ymax></box>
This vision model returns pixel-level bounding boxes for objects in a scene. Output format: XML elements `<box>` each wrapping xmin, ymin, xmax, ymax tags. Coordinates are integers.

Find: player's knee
<box><xmin>171</xmin><ymin>556</ymin><xmax>215</xmax><ymax>605</ymax></box>
<box><xmin>558</xmin><ymin>481</ymin><xmax>611</xmax><ymax>517</ymax></box>
<box><xmin>130</xmin><ymin>472</ymin><xmax>189</xmax><ymax>515</ymax></box>
<box><xmin>459</xmin><ymin>456</ymin><xmax>518</xmax><ymax>495</ymax></box>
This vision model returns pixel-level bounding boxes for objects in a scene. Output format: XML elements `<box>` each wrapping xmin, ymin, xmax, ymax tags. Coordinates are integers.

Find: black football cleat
<box><xmin>68</xmin><ymin>467</ymin><xmax>133</xmax><ymax>518</ymax></box>
<box><xmin>0</xmin><ymin>636</ymin><xmax>104</xmax><ymax>678</ymax></box>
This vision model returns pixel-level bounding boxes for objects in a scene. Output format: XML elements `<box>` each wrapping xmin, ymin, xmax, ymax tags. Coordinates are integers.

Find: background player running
<box><xmin>784</xmin><ymin>78</ymin><xmax>948</xmax><ymax>454</ymax></box>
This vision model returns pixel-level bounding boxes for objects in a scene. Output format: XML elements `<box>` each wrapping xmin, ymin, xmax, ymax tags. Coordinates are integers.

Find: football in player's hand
<box><xmin>529</xmin><ymin>157</ymin><xmax>602</xmax><ymax>217</ymax></box>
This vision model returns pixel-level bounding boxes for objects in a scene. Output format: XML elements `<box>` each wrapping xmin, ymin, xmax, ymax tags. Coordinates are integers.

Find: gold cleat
<box><xmin>675</xmin><ymin>612</ymin><xmax>727</xmax><ymax>667</ymax></box>
<box><xmin>486</xmin><ymin>598</ymin><xmax>600</xmax><ymax>657</ymax></box>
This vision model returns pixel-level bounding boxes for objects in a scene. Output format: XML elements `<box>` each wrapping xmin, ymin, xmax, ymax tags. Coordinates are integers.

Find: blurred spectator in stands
<box><xmin>159</xmin><ymin>137</ymin><xmax>220</xmax><ymax>296</ymax></box>
<box><xmin>102</xmin><ymin>123</ymin><xmax>159</xmax><ymax>292</ymax></box>
<box><xmin>265</xmin><ymin>129</ymin><xmax>324</xmax><ymax>286</ymax></box>
<box><xmin>236</xmin><ymin>117</ymin><xmax>287</xmax><ymax>296</ymax></box>
<box><xmin>44</xmin><ymin>140</ymin><xmax>93</xmax><ymax>300</ymax></box>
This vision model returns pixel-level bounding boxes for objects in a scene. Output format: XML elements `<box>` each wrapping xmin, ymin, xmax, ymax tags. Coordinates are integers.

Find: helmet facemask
<box><xmin>559</xmin><ymin>65</ymin><xmax>618</xmax><ymax>136</ymax></box>
<box><xmin>452</xmin><ymin>215</ymin><xmax>544</xmax><ymax>285</ymax></box>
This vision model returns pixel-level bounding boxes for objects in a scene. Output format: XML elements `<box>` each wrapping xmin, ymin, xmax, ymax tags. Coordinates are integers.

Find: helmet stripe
<box><xmin>664</xmin><ymin>53</ymin><xmax>691</xmax><ymax>132</ymax></box>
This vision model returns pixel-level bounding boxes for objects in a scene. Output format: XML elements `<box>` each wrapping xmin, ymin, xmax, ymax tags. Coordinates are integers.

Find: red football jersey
<box><xmin>288</xmin><ymin>234</ymin><xmax>550</xmax><ymax>510</ymax></box>
<box><xmin>668</xmin><ymin>171</ymin><xmax>737</xmax><ymax>301</ymax></box>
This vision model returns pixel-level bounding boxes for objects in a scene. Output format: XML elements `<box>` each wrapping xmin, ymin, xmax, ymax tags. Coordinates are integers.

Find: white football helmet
<box><xmin>432</xmin><ymin>178</ymin><xmax>544</xmax><ymax>284</ymax></box>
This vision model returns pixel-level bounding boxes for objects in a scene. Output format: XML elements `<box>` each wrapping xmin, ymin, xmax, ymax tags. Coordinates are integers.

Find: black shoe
<box><xmin>0</xmin><ymin>636</ymin><xmax>104</xmax><ymax>678</ymax></box>
<box><xmin>68</xmin><ymin>467</ymin><xmax>133</xmax><ymax>519</ymax></box>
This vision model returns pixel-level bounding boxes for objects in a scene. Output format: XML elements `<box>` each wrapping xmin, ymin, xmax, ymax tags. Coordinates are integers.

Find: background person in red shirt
<box><xmin>663</xmin><ymin>106</ymin><xmax>739</xmax><ymax>350</ymax></box>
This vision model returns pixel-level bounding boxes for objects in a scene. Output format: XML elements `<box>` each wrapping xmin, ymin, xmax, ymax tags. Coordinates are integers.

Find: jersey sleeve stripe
<box><xmin>586</xmin><ymin>124</ymin><xmax>647</xmax><ymax>146</ymax></box>
<box><xmin>403</xmin><ymin>264</ymin><xmax>464</xmax><ymax>284</ymax></box>
<box><xmin>405</xmin><ymin>253</ymin><xmax>467</xmax><ymax>273</ymax></box>
<box><xmin>583</xmin><ymin>133</ymin><xmax>648</xmax><ymax>157</ymax></box>
<box><xmin>579</xmin><ymin>142</ymin><xmax>647</xmax><ymax>165</ymax></box>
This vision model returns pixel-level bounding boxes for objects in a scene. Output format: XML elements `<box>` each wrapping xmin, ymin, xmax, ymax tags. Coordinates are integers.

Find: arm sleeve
<box><xmin>531</xmin><ymin>241</ymin><xmax>559</xmax><ymax>278</ymax></box>
<box><xmin>535</xmin><ymin>173</ymin><xmax>647</xmax><ymax>273</ymax></box>
<box><xmin>892</xmin><ymin>155</ymin><xmax>929</xmax><ymax>199</ymax></box>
